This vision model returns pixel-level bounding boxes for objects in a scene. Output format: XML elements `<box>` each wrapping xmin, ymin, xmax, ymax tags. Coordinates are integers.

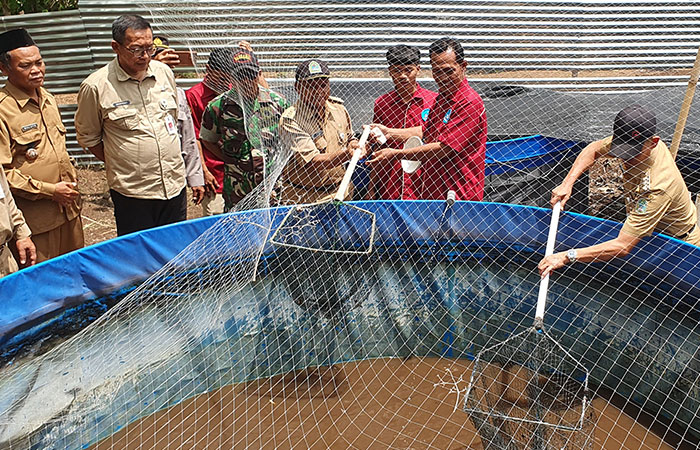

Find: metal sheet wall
<box><xmin>81</xmin><ymin>0</ymin><xmax>700</xmax><ymax>90</ymax></box>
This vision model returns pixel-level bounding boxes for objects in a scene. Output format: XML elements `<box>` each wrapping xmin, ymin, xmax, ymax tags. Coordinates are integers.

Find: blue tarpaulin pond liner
<box><xmin>1</xmin><ymin>201</ymin><xmax>700</xmax><ymax>447</ymax></box>
<box><xmin>483</xmin><ymin>135</ymin><xmax>588</xmax><ymax>212</ymax></box>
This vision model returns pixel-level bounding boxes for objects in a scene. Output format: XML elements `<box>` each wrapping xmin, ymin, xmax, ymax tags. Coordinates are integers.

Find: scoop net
<box><xmin>269</xmin><ymin>200</ymin><xmax>376</xmax><ymax>253</ymax></box>
<box><xmin>464</xmin><ymin>328</ymin><xmax>593</xmax><ymax>449</ymax></box>
<box><xmin>270</xmin><ymin>126</ymin><xmax>377</xmax><ymax>254</ymax></box>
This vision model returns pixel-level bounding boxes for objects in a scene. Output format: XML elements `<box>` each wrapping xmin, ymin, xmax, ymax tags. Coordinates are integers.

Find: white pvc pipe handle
<box><xmin>335</xmin><ymin>125</ymin><xmax>371</xmax><ymax>202</ymax></box>
<box><xmin>534</xmin><ymin>201</ymin><xmax>562</xmax><ymax>329</ymax></box>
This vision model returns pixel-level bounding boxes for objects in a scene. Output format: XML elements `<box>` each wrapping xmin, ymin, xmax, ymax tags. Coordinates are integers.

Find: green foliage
<box><xmin>1</xmin><ymin>0</ymin><xmax>77</xmax><ymax>15</ymax></box>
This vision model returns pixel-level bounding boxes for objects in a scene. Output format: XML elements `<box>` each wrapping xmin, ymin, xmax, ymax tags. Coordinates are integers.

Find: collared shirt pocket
<box><xmin>55</xmin><ymin>122</ymin><xmax>68</xmax><ymax>142</ymax></box>
<box><xmin>313</xmin><ymin>135</ymin><xmax>328</xmax><ymax>152</ymax></box>
<box><xmin>13</xmin><ymin>128</ymin><xmax>43</xmax><ymax>162</ymax></box>
<box><xmin>107</xmin><ymin>106</ymin><xmax>140</xmax><ymax>130</ymax></box>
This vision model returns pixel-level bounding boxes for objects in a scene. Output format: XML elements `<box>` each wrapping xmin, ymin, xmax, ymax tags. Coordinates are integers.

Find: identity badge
<box><xmin>112</xmin><ymin>100</ymin><xmax>130</xmax><ymax>108</ymax></box>
<box><xmin>443</xmin><ymin>109</ymin><xmax>452</xmax><ymax>124</ymax></box>
<box><xmin>0</xmin><ymin>179</ymin><xmax>4</xmax><ymax>200</ymax></box>
<box><xmin>21</xmin><ymin>123</ymin><xmax>38</xmax><ymax>132</ymax></box>
<box><xmin>165</xmin><ymin>115</ymin><xmax>177</xmax><ymax>135</ymax></box>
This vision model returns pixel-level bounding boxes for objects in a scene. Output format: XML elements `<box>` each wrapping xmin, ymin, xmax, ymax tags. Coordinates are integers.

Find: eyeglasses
<box><xmin>121</xmin><ymin>44</ymin><xmax>157</xmax><ymax>57</ymax></box>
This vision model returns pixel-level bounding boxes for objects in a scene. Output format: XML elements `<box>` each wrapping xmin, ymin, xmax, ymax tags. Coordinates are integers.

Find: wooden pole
<box><xmin>670</xmin><ymin>46</ymin><xmax>700</xmax><ymax>160</ymax></box>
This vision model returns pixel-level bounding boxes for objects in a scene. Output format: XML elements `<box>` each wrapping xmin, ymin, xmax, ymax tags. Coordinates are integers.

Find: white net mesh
<box><xmin>2</xmin><ymin>1</ymin><xmax>700</xmax><ymax>449</ymax></box>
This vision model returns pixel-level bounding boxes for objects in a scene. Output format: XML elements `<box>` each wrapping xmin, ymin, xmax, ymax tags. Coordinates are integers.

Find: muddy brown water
<box><xmin>92</xmin><ymin>357</ymin><xmax>673</xmax><ymax>450</ymax></box>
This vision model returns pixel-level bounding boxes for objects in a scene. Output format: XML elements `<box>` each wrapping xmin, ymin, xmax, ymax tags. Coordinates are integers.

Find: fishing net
<box><xmin>2</xmin><ymin>1</ymin><xmax>700</xmax><ymax>449</ymax></box>
<box><xmin>465</xmin><ymin>328</ymin><xmax>594</xmax><ymax>449</ymax></box>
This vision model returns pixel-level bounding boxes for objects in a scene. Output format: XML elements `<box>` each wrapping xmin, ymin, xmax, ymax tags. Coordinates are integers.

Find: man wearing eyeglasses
<box><xmin>75</xmin><ymin>15</ymin><xmax>187</xmax><ymax>236</ymax></box>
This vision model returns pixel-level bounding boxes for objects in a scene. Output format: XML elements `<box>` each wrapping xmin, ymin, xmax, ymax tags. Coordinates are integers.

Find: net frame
<box><xmin>463</xmin><ymin>327</ymin><xmax>593</xmax><ymax>449</ymax></box>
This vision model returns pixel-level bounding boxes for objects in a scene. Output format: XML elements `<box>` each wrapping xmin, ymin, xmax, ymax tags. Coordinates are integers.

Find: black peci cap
<box><xmin>0</xmin><ymin>28</ymin><xmax>36</xmax><ymax>55</ymax></box>
<box><xmin>295</xmin><ymin>59</ymin><xmax>330</xmax><ymax>81</ymax></box>
<box><xmin>609</xmin><ymin>105</ymin><xmax>657</xmax><ymax>161</ymax></box>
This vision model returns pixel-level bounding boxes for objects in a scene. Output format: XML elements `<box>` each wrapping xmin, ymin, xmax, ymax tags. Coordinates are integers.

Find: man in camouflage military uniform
<box><xmin>199</xmin><ymin>49</ymin><xmax>289</xmax><ymax>210</ymax></box>
<box><xmin>279</xmin><ymin>59</ymin><xmax>360</xmax><ymax>205</ymax></box>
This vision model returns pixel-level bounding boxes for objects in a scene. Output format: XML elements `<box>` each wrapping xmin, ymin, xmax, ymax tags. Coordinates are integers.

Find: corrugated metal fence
<box><xmin>1</xmin><ymin>0</ymin><xmax>699</xmax><ymax>164</ymax></box>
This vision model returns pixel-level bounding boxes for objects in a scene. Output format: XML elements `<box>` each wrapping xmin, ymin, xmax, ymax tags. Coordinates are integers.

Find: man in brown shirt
<box><xmin>279</xmin><ymin>59</ymin><xmax>360</xmax><ymax>205</ymax></box>
<box><xmin>75</xmin><ymin>15</ymin><xmax>187</xmax><ymax>236</ymax></box>
<box><xmin>539</xmin><ymin>106</ymin><xmax>699</xmax><ymax>277</ymax></box>
<box><xmin>0</xmin><ymin>168</ymin><xmax>35</xmax><ymax>277</ymax></box>
<box><xmin>0</xmin><ymin>28</ymin><xmax>83</xmax><ymax>263</ymax></box>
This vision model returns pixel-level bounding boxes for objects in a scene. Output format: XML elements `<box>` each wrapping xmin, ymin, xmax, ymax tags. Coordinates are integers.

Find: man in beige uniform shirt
<box><xmin>539</xmin><ymin>105</ymin><xmax>700</xmax><ymax>277</ymax></box>
<box><xmin>75</xmin><ymin>15</ymin><xmax>186</xmax><ymax>236</ymax></box>
<box><xmin>279</xmin><ymin>59</ymin><xmax>360</xmax><ymax>205</ymax></box>
<box><xmin>0</xmin><ymin>168</ymin><xmax>35</xmax><ymax>277</ymax></box>
<box><xmin>0</xmin><ymin>29</ymin><xmax>82</xmax><ymax>263</ymax></box>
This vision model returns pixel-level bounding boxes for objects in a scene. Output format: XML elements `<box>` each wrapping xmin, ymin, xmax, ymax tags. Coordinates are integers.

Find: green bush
<box><xmin>1</xmin><ymin>0</ymin><xmax>78</xmax><ymax>15</ymax></box>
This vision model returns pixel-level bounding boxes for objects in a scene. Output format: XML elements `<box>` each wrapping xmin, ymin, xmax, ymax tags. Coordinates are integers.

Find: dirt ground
<box><xmin>77</xmin><ymin>163</ymin><xmax>625</xmax><ymax>248</ymax></box>
<box><xmin>588</xmin><ymin>157</ymin><xmax>627</xmax><ymax>223</ymax></box>
<box><xmin>77</xmin><ymin>167</ymin><xmax>203</xmax><ymax>246</ymax></box>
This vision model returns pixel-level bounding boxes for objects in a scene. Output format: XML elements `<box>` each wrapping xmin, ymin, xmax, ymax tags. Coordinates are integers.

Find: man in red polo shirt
<box><xmin>186</xmin><ymin>48</ymin><xmax>234</xmax><ymax>215</ymax></box>
<box><xmin>368</xmin><ymin>37</ymin><xmax>487</xmax><ymax>201</ymax></box>
<box><xmin>371</xmin><ymin>44</ymin><xmax>437</xmax><ymax>200</ymax></box>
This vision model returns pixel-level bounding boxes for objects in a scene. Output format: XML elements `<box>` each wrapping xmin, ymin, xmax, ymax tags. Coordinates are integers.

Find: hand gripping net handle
<box><xmin>335</xmin><ymin>125</ymin><xmax>371</xmax><ymax>202</ymax></box>
<box><xmin>534</xmin><ymin>201</ymin><xmax>562</xmax><ymax>330</ymax></box>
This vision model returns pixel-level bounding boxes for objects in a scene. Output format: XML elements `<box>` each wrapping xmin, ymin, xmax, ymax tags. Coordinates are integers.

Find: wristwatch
<box><xmin>566</xmin><ymin>249</ymin><xmax>578</xmax><ymax>264</ymax></box>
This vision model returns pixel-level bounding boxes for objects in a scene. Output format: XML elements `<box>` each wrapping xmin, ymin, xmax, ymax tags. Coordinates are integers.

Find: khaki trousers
<box><xmin>13</xmin><ymin>216</ymin><xmax>85</xmax><ymax>264</ymax></box>
<box><xmin>201</xmin><ymin>192</ymin><xmax>225</xmax><ymax>216</ymax></box>
<box><xmin>0</xmin><ymin>242</ymin><xmax>18</xmax><ymax>278</ymax></box>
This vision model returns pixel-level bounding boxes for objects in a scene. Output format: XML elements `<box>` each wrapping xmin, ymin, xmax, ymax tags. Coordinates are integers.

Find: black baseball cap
<box><xmin>609</xmin><ymin>105</ymin><xmax>656</xmax><ymax>160</ymax></box>
<box><xmin>295</xmin><ymin>59</ymin><xmax>330</xmax><ymax>81</ymax></box>
<box><xmin>230</xmin><ymin>49</ymin><xmax>260</xmax><ymax>80</ymax></box>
